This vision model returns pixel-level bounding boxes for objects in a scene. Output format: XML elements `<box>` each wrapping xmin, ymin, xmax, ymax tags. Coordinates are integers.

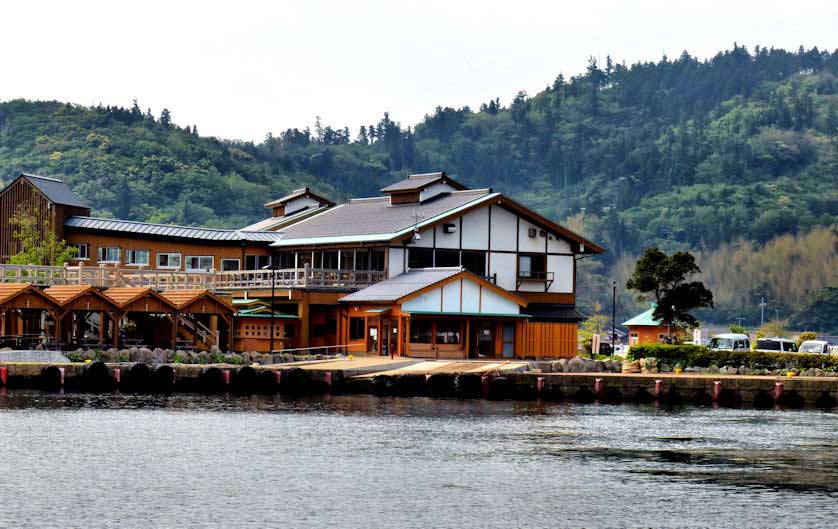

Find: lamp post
<box><xmin>263</xmin><ymin>258</ymin><xmax>277</xmax><ymax>353</ymax></box>
<box><xmin>611</xmin><ymin>280</ymin><xmax>617</xmax><ymax>354</ymax></box>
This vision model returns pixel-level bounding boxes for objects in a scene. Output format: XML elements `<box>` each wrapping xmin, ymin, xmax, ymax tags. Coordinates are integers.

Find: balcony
<box><xmin>516</xmin><ymin>270</ymin><xmax>555</xmax><ymax>291</ymax></box>
<box><xmin>0</xmin><ymin>263</ymin><xmax>385</xmax><ymax>293</ymax></box>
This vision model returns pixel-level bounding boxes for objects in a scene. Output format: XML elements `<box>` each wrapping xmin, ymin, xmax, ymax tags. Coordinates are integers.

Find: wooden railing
<box><xmin>0</xmin><ymin>263</ymin><xmax>385</xmax><ymax>292</ymax></box>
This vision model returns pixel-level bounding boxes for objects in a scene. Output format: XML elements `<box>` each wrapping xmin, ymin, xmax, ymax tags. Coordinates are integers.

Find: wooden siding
<box><xmin>520</xmin><ymin>321</ymin><xmax>577</xmax><ymax>358</ymax></box>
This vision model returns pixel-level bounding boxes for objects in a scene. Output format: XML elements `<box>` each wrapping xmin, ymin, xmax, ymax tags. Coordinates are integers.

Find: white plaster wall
<box><xmin>490</xmin><ymin>206</ymin><xmax>517</xmax><ymax>251</ymax></box>
<box><xmin>403</xmin><ymin>288</ymin><xmax>441</xmax><ymax>312</ymax></box>
<box><xmin>388</xmin><ymin>247</ymin><xmax>405</xmax><ymax>277</ymax></box>
<box><xmin>442</xmin><ymin>281</ymin><xmax>461</xmax><ymax>312</ymax></box>
<box><xmin>285</xmin><ymin>196</ymin><xmax>320</xmax><ymax>215</ymax></box>
<box><xmin>406</xmin><ymin>227</ymin><xmax>434</xmax><ymax>248</ymax></box>
<box><xmin>489</xmin><ymin>252</ymin><xmax>517</xmax><ymax>291</ymax></box>
<box><xmin>461</xmin><ymin>279</ymin><xmax>480</xmax><ymax>312</ymax></box>
<box><xmin>460</xmin><ymin>207</ymin><xmax>489</xmax><ymax>250</ymax></box>
<box><xmin>518</xmin><ymin>218</ymin><xmax>546</xmax><ymax>253</ymax></box>
<box><xmin>548</xmin><ymin>236</ymin><xmax>572</xmax><ymax>253</ymax></box>
<box><xmin>419</xmin><ymin>182</ymin><xmax>457</xmax><ymax>202</ymax></box>
<box><xmin>548</xmin><ymin>255</ymin><xmax>574</xmax><ymax>293</ymax></box>
<box><xmin>434</xmin><ymin>218</ymin><xmax>460</xmax><ymax>249</ymax></box>
<box><xmin>480</xmin><ymin>288</ymin><xmax>520</xmax><ymax>314</ymax></box>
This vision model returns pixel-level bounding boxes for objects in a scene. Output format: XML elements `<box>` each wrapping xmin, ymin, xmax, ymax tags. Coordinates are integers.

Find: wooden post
<box><xmin>0</xmin><ymin>310</ymin><xmax>5</xmax><ymax>337</ymax></box>
<box><xmin>298</xmin><ymin>298</ymin><xmax>310</xmax><ymax>348</ymax></box>
<box><xmin>404</xmin><ymin>317</ymin><xmax>411</xmax><ymax>358</ymax></box>
<box><xmin>99</xmin><ymin>311</ymin><xmax>105</xmax><ymax>346</ymax></box>
<box><xmin>171</xmin><ymin>313</ymin><xmax>178</xmax><ymax>349</ymax></box>
<box><xmin>464</xmin><ymin>319</ymin><xmax>470</xmax><ymax>359</ymax></box>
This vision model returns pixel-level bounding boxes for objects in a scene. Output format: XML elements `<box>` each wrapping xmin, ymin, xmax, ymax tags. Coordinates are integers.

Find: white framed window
<box><xmin>125</xmin><ymin>249</ymin><xmax>150</xmax><ymax>266</ymax></box>
<box><xmin>97</xmin><ymin>246</ymin><xmax>120</xmax><ymax>263</ymax></box>
<box><xmin>245</xmin><ymin>254</ymin><xmax>271</xmax><ymax>270</ymax></box>
<box><xmin>156</xmin><ymin>252</ymin><xmax>182</xmax><ymax>269</ymax></box>
<box><xmin>70</xmin><ymin>243</ymin><xmax>89</xmax><ymax>260</ymax></box>
<box><xmin>221</xmin><ymin>258</ymin><xmax>240</xmax><ymax>272</ymax></box>
<box><xmin>185</xmin><ymin>256</ymin><xmax>214</xmax><ymax>272</ymax></box>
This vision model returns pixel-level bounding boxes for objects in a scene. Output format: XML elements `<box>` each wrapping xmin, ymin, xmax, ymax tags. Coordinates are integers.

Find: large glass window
<box><xmin>185</xmin><ymin>256</ymin><xmax>214</xmax><ymax>272</ymax></box>
<box><xmin>435</xmin><ymin>250</ymin><xmax>460</xmax><ymax>267</ymax></box>
<box><xmin>370</xmin><ymin>249</ymin><xmax>385</xmax><ymax>271</ymax></box>
<box><xmin>275</xmin><ymin>252</ymin><xmax>294</xmax><ymax>268</ymax></box>
<box><xmin>462</xmin><ymin>251</ymin><xmax>486</xmax><ymax>276</ymax></box>
<box><xmin>349</xmin><ymin>318</ymin><xmax>365</xmax><ymax>340</ymax></box>
<box><xmin>408</xmin><ymin>248</ymin><xmax>434</xmax><ymax>268</ymax></box>
<box><xmin>125</xmin><ymin>249</ymin><xmax>150</xmax><ymax>266</ymax></box>
<box><xmin>410</xmin><ymin>320</ymin><xmax>433</xmax><ymax>344</ymax></box>
<box><xmin>436</xmin><ymin>320</ymin><xmax>461</xmax><ymax>344</ymax></box>
<box><xmin>70</xmin><ymin>243</ymin><xmax>89</xmax><ymax>260</ymax></box>
<box><xmin>245</xmin><ymin>255</ymin><xmax>271</xmax><ymax>270</ymax></box>
<box><xmin>97</xmin><ymin>246</ymin><xmax>120</xmax><ymax>263</ymax></box>
<box><xmin>340</xmin><ymin>251</ymin><xmax>354</xmax><ymax>270</ymax></box>
<box><xmin>157</xmin><ymin>252</ymin><xmax>181</xmax><ymax>269</ymax></box>
<box><xmin>321</xmin><ymin>251</ymin><xmax>339</xmax><ymax>269</ymax></box>
<box><xmin>221</xmin><ymin>259</ymin><xmax>240</xmax><ymax>271</ymax></box>
<box><xmin>502</xmin><ymin>323</ymin><xmax>515</xmax><ymax>358</ymax></box>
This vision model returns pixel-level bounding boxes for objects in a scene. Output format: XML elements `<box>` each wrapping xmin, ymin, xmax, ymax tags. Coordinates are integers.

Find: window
<box><xmin>408</xmin><ymin>248</ymin><xmax>434</xmax><ymax>268</ymax></box>
<box><xmin>275</xmin><ymin>252</ymin><xmax>294</xmax><ymax>269</ymax></box>
<box><xmin>245</xmin><ymin>255</ymin><xmax>272</xmax><ymax>270</ymax></box>
<box><xmin>125</xmin><ymin>249</ymin><xmax>150</xmax><ymax>266</ymax></box>
<box><xmin>502</xmin><ymin>323</ymin><xmax>516</xmax><ymax>358</ymax></box>
<box><xmin>518</xmin><ymin>254</ymin><xmax>546</xmax><ymax>278</ymax></box>
<box><xmin>340</xmin><ymin>251</ymin><xmax>354</xmax><ymax>270</ymax></box>
<box><xmin>70</xmin><ymin>243</ymin><xmax>89</xmax><ymax>260</ymax></box>
<box><xmin>355</xmin><ymin>249</ymin><xmax>385</xmax><ymax>271</ymax></box>
<box><xmin>185</xmin><ymin>256</ymin><xmax>214</xmax><ymax>272</ymax></box>
<box><xmin>283</xmin><ymin>324</ymin><xmax>296</xmax><ymax>339</ymax></box>
<box><xmin>436</xmin><ymin>320</ymin><xmax>461</xmax><ymax>344</ymax></box>
<box><xmin>221</xmin><ymin>259</ymin><xmax>240</xmax><ymax>272</ymax></box>
<box><xmin>97</xmin><ymin>246</ymin><xmax>120</xmax><ymax>263</ymax></box>
<box><xmin>370</xmin><ymin>249</ymin><xmax>385</xmax><ymax>271</ymax></box>
<box><xmin>349</xmin><ymin>318</ymin><xmax>365</xmax><ymax>340</ymax></box>
<box><xmin>410</xmin><ymin>320</ymin><xmax>433</xmax><ymax>344</ymax></box>
<box><xmin>461</xmin><ymin>251</ymin><xmax>486</xmax><ymax>276</ymax></box>
<box><xmin>157</xmin><ymin>253</ymin><xmax>182</xmax><ymax>269</ymax></box>
<box><xmin>435</xmin><ymin>250</ymin><xmax>460</xmax><ymax>267</ymax></box>
<box><xmin>298</xmin><ymin>252</ymin><xmax>313</xmax><ymax>268</ymax></box>
<box><xmin>321</xmin><ymin>251</ymin><xmax>339</xmax><ymax>269</ymax></box>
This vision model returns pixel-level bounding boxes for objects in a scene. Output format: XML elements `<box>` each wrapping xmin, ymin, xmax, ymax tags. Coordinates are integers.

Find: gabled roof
<box><xmin>65</xmin><ymin>216</ymin><xmax>282</xmax><ymax>243</ymax></box>
<box><xmin>622</xmin><ymin>306</ymin><xmax>660</xmax><ymax>326</ymax></box>
<box><xmin>380</xmin><ymin>172</ymin><xmax>467</xmax><ymax>193</ymax></box>
<box><xmin>239</xmin><ymin>204</ymin><xmax>329</xmax><ymax>232</ymax></box>
<box><xmin>103</xmin><ymin>287</ymin><xmax>176</xmax><ymax>310</ymax></box>
<box><xmin>340</xmin><ymin>267</ymin><xmax>527</xmax><ymax>307</ymax></box>
<box><xmin>0</xmin><ymin>283</ymin><xmax>60</xmax><ymax>306</ymax></box>
<box><xmin>1</xmin><ymin>174</ymin><xmax>89</xmax><ymax>208</ymax></box>
<box><xmin>271</xmin><ymin>189</ymin><xmax>497</xmax><ymax>246</ymax></box>
<box><xmin>264</xmin><ymin>187</ymin><xmax>335</xmax><ymax>208</ymax></box>
<box><xmin>160</xmin><ymin>289</ymin><xmax>233</xmax><ymax>311</ymax></box>
<box><xmin>43</xmin><ymin>285</ymin><xmax>115</xmax><ymax>307</ymax></box>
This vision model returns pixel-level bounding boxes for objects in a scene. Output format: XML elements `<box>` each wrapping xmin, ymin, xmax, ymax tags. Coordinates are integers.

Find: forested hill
<box><xmin>1</xmin><ymin>44</ymin><xmax>837</xmax><ymax>326</ymax></box>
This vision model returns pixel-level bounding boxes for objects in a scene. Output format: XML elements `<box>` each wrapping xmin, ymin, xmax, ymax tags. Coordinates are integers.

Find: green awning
<box><xmin>232</xmin><ymin>298</ymin><xmax>262</xmax><ymax>306</ymax></box>
<box><xmin>405</xmin><ymin>311</ymin><xmax>530</xmax><ymax>319</ymax></box>
<box><xmin>365</xmin><ymin>308</ymin><xmax>392</xmax><ymax>314</ymax></box>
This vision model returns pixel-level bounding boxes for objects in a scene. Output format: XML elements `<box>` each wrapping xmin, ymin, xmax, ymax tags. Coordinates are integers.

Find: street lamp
<box><xmin>611</xmin><ymin>280</ymin><xmax>617</xmax><ymax>353</ymax></box>
<box><xmin>263</xmin><ymin>258</ymin><xmax>278</xmax><ymax>353</ymax></box>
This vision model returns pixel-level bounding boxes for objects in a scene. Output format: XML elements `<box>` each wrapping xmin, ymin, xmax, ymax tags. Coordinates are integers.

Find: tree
<box><xmin>729</xmin><ymin>324</ymin><xmax>747</xmax><ymax>334</ymax></box>
<box><xmin>9</xmin><ymin>202</ymin><xmax>77</xmax><ymax>266</ymax></box>
<box><xmin>160</xmin><ymin>108</ymin><xmax>171</xmax><ymax>128</ymax></box>
<box><xmin>626</xmin><ymin>248</ymin><xmax>714</xmax><ymax>335</ymax></box>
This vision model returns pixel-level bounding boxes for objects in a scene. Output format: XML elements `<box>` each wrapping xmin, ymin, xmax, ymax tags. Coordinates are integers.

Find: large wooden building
<box><xmin>0</xmin><ymin>171</ymin><xmax>605</xmax><ymax>358</ymax></box>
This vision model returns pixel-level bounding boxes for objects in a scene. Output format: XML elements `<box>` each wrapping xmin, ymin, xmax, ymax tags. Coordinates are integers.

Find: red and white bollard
<box><xmin>536</xmin><ymin>376</ymin><xmax>545</xmax><ymax>394</ymax></box>
<box><xmin>713</xmin><ymin>381</ymin><xmax>722</xmax><ymax>402</ymax></box>
<box><xmin>113</xmin><ymin>368</ymin><xmax>121</xmax><ymax>384</ymax></box>
<box><xmin>773</xmin><ymin>382</ymin><xmax>784</xmax><ymax>401</ymax></box>
<box><xmin>0</xmin><ymin>367</ymin><xmax>7</xmax><ymax>386</ymax></box>
<box><xmin>594</xmin><ymin>377</ymin><xmax>604</xmax><ymax>397</ymax></box>
<box><xmin>654</xmin><ymin>379</ymin><xmax>663</xmax><ymax>398</ymax></box>
<box><xmin>222</xmin><ymin>369</ymin><xmax>230</xmax><ymax>385</ymax></box>
<box><xmin>274</xmin><ymin>370</ymin><xmax>282</xmax><ymax>384</ymax></box>
<box><xmin>325</xmin><ymin>371</ymin><xmax>332</xmax><ymax>387</ymax></box>
<box><xmin>58</xmin><ymin>367</ymin><xmax>65</xmax><ymax>386</ymax></box>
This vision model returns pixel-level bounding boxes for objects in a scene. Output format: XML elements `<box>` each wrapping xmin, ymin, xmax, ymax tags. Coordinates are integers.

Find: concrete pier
<box><xmin>1</xmin><ymin>357</ymin><xmax>836</xmax><ymax>408</ymax></box>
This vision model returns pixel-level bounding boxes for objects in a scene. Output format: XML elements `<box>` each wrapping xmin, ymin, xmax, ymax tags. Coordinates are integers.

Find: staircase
<box><xmin>176</xmin><ymin>315</ymin><xmax>219</xmax><ymax>350</ymax></box>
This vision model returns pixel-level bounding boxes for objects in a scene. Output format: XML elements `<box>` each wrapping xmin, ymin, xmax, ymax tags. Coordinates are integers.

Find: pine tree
<box><xmin>160</xmin><ymin>108</ymin><xmax>171</xmax><ymax>128</ymax></box>
<box><xmin>357</xmin><ymin>125</ymin><xmax>369</xmax><ymax>144</ymax></box>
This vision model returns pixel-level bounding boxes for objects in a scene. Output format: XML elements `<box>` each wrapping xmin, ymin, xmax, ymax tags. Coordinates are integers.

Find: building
<box><xmin>0</xmin><ymin>171</ymin><xmax>605</xmax><ymax>358</ymax></box>
<box><xmin>622</xmin><ymin>305</ymin><xmax>685</xmax><ymax>346</ymax></box>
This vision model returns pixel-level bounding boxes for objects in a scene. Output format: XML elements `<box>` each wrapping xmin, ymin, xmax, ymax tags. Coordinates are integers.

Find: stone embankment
<box><xmin>1</xmin><ymin>355</ymin><xmax>836</xmax><ymax>408</ymax></box>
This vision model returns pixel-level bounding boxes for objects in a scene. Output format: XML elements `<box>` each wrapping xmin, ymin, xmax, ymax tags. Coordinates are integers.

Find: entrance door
<box><xmin>469</xmin><ymin>321</ymin><xmax>494</xmax><ymax>359</ymax></box>
<box><xmin>381</xmin><ymin>321</ymin><xmax>392</xmax><ymax>357</ymax></box>
<box><xmin>368</xmin><ymin>326</ymin><xmax>379</xmax><ymax>354</ymax></box>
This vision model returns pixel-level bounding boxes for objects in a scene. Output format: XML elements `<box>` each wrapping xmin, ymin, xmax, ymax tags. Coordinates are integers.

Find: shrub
<box><xmin>172</xmin><ymin>353</ymin><xmax>187</xmax><ymax>364</ymax></box>
<box><xmin>796</xmin><ymin>331</ymin><xmax>818</xmax><ymax>347</ymax></box>
<box><xmin>627</xmin><ymin>343</ymin><xmax>838</xmax><ymax>370</ymax></box>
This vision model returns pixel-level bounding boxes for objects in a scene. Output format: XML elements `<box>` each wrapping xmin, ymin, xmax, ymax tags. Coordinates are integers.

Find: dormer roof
<box><xmin>380</xmin><ymin>172</ymin><xmax>467</xmax><ymax>194</ymax></box>
<box><xmin>264</xmin><ymin>187</ymin><xmax>335</xmax><ymax>209</ymax></box>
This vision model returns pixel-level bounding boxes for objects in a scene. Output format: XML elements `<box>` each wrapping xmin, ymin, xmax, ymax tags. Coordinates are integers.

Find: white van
<box><xmin>708</xmin><ymin>333</ymin><xmax>750</xmax><ymax>352</ymax></box>
<box><xmin>755</xmin><ymin>337</ymin><xmax>797</xmax><ymax>353</ymax></box>
<box><xmin>798</xmin><ymin>340</ymin><xmax>830</xmax><ymax>355</ymax></box>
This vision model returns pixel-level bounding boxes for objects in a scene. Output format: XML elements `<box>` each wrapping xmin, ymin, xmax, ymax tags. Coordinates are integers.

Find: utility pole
<box><xmin>759</xmin><ymin>297</ymin><xmax>766</xmax><ymax>327</ymax></box>
<box><xmin>611</xmin><ymin>280</ymin><xmax>617</xmax><ymax>353</ymax></box>
<box><xmin>736</xmin><ymin>317</ymin><xmax>746</xmax><ymax>328</ymax></box>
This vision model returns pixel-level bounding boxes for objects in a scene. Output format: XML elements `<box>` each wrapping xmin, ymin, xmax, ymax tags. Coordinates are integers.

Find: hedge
<box><xmin>627</xmin><ymin>344</ymin><xmax>838</xmax><ymax>370</ymax></box>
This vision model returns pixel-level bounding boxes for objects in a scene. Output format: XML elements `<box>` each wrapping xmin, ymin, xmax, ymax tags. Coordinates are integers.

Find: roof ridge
<box><xmin>69</xmin><ymin>215</ymin><xmax>237</xmax><ymax>233</ymax></box>
<box><xmin>22</xmin><ymin>173</ymin><xmax>64</xmax><ymax>182</ymax></box>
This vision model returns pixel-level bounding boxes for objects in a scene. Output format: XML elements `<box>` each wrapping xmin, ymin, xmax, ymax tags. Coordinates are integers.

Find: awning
<box><xmin>405</xmin><ymin>311</ymin><xmax>530</xmax><ymax>319</ymax></box>
<box><xmin>365</xmin><ymin>308</ymin><xmax>392</xmax><ymax>314</ymax></box>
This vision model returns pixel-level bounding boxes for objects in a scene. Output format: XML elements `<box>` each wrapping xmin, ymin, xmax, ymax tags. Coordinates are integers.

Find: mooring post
<box><xmin>113</xmin><ymin>368</ymin><xmax>121</xmax><ymax>384</ymax></box>
<box><xmin>713</xmin><ymin>381</ymin><xmax>722</xmax><ymax>402</ymax></box>
<box><xmin>594</xmin><ymin>377</ymin><xmax>604</xmax><ymax>397</ymax></box>
<box><xmin>654</xmin><ymin>379</ymin><xmax>663</xmax><ymax>398</ymax></box>
<box><xmin>481</xmin><ymin>375</ymin><xmax>489</xmax><ymax>398</ymax></box>
<box><xmin>773</xmin><ymin>381</ymin><xmax>784</xmax><ymax>402</ymax></box>
<box><xmin>58</xmin><ymin>367</ymin><xmax>65</xmax><ymax>386</ymax></box>
<box><xmin>274</xmin><ymin>370</ymin><xmax>282</xmax><ymax>385</ymax></box>
<box><xmin>325</xmin><ymin>371</ymin><xmax>332</xmax><ymax>387</ymax></box>
<box><xmin>0</xmin><ymin>366</ymin><xmax>7</xmax><ymax>386</ymax></box>
<box><xmin>536</xmin><ymin>376</ymin><xmax>545</xmax><ymax>394</ymax></box>
<box><xmin>223</xmin><ymin>369</ymin><xmax>230</xmax><ymax>386</ymax></box>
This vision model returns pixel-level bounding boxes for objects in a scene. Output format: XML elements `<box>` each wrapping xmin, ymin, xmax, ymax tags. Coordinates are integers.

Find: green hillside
<box><xmin>1</xmin><ymin>44</ymin><xmax>836</xmax><ymax>327</ymax></box>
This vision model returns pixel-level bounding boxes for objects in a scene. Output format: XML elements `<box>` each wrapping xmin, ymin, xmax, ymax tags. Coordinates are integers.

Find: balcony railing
<box><xmin>516</xmin><ymin>270</ymin><xmax>555</xmax><ymax>290</ymax></box>
<box><xmin>0</xmin><ymin>263</ymin><xmax>385</xmax><ymax>292</ymax></box>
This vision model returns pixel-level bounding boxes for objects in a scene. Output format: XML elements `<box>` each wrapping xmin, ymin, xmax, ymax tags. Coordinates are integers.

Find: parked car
<box><xmin>755</xmin><ymin>337</ymin><xmax>797</xmax><ymax>353</ymax></box>
<box><xmin>708</xmin><ymin>333</ymin><xmax>750</xmax><ymax>352</ymax></box>
<box><xmin>798</xmin><ymin>340</ymin><xmax>830</xmax><ymax>355</ymax></box>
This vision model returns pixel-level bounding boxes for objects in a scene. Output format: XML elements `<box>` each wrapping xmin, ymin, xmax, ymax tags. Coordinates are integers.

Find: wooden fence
<box><xmin>521</xmin><ymin>321</ymin><xmax>578</xmax><ymax>358</ymax></box>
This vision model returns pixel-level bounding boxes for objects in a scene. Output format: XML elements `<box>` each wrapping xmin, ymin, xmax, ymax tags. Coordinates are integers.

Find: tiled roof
<box><xmin>160</xmin><ymin>290</ymin><xmax>232</xmax><ymax>310</ymax></box>
<box><xmin>264</xmin><ymin>187</ymin><xmax>335</xmax><ymax>208</ymax></box>
<box><xmin>43</xmin><ymin>285</ymin><xmax>108</xmax><ymax>305</ymax></box>
<box><xmin>0</xmin><ymin>283</ymin><xmax>39</xmax><ymax>304</ymax></box>
<box><xmin>20</xmin><ymin>174</ymin><xmax>89</xmax><ymax>208</ymax></box>
<box><xmin>102</xmin><ymin>287</ymin><xmax>163</xmax><ymax>308</ymax></box>
<box><xmin>340</xmin><ymin>267</ymin><xmax>463</xmax><ymax>303</ymax></box>
<box><xmin>239</xmin><ymin>205</ymin><xmax>328</xmax><ymax>232</ymax></box>
<box><xmin>272</xmin><ymin>189</ymin><xmax>496</xmax><ymax>245</ymax></box>
<box><xmin>525</xmin><ymin>304</ymin><xmax>587</xmax><ymax>322</ymax></box>
<box><xmin>380</xmin><ymin>172</ymin><xmax>448</xmax><ymax>193</ymax></box>
<box><xmin>65</xmin><ymin>216</ymin><xmax>282</xmax><ymax>243</ymax></box>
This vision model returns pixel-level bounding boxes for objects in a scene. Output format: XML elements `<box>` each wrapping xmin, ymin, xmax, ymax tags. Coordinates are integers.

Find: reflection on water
<box><xmin>0</xmin><ymin>391</ymin><xmax>836</xmax><ymax>529</ymax></box>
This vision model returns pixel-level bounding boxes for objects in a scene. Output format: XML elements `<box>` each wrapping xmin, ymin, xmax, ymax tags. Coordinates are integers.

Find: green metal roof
<box><xmin>622</xmin><ymin>306</ymin><xmax>660</xmax><ymax>326</ymax></box>
<box><xmin>235</xmin><ymin>307</ymin><xmax>298</xmax><ymax>318</ymax></box>
<box><xmin>365</xmin><ymin>308</ymin><xmax>392</xmax><ymax>314</ymax></box>
<box><xmin>233</xmin><ymin>298</ymin><xmax>262</xmax><ymax>306</ymax></box>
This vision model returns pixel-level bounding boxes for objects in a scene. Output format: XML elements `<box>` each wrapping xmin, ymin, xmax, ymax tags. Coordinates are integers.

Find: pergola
<box><xmin>103</xmin><ymin>287</ymin><xmax>179</xmax><ymax>349</ymax></box>
<box><xmin>0</xmin><ymin>283</ymin><xmax>61</xmax><ymax>348</ymax></box>
<box><xmin>160</xmin><ymin>290</ymin><xmax>234</xmax><ymax>351</ymax></box>
<box><xmin>44</xmin><ymin>285</ymin><xmax>119</xmax><ymax>348</ymax></box>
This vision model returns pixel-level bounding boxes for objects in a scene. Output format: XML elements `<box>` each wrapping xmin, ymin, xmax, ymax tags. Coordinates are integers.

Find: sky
<box><xmin>2</xmin><ymin>0</ymin><xmax>836</xmax><ymax>142</ymax></box>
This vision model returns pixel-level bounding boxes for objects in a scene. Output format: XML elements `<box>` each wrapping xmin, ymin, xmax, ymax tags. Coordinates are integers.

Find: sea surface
<box><xmin>0</xmin><ymin>391</ymin><xmax>836</xmax><ymax>529</ymax></box>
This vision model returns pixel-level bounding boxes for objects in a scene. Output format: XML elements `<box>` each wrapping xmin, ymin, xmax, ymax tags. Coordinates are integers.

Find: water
<box><xmin>0</xmin><ymin>392</ymin><xmax>836</xmax><ymax>529</ymax></box>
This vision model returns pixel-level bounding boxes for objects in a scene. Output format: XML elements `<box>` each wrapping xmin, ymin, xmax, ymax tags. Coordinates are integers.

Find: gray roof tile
<box><xmin>380</xmin><ymin>172</ymin><xmax>446</xmax><ymax>192</ymax></box>
<box><xmin>340</xmin><ymin>267</ymin><xmax>463</xmax><ymax>303</ymax></box>
<box><xmin>65</xmin><ymin>216</ymin><xmax>282</xmax><ymax>243</ymax></box>
<box><xmin>21</xmin><ymin>174</ymin><xmax>89</xmax><ymax>208</ymax></box>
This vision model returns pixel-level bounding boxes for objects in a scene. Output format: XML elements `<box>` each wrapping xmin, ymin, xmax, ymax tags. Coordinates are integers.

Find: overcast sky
<box><xmin>2</xmin><ymin>0</ymin><xmax>836</xmax><ymax>142</ymax></box>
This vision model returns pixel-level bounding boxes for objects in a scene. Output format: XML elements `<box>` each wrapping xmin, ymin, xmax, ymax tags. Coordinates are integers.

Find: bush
<box><xmin>627</xmin><ymin>343</ymin><xmax>838</xmax><ymax>370</ymax></box>
<box><xmin>796</xmin><ymin>331</ymin><xmax>818</xmax><ymax>347</ymax></box>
